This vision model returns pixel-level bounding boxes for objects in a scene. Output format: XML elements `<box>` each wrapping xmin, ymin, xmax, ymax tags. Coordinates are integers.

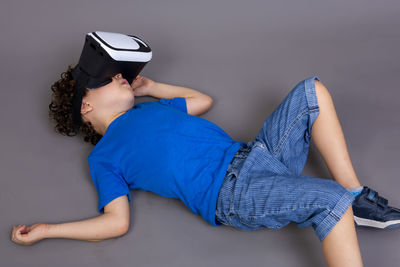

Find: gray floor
<box><xmin>1</xmin><ymin>0</ymin><xmax>400</xmax><ymax>266</ymax></box>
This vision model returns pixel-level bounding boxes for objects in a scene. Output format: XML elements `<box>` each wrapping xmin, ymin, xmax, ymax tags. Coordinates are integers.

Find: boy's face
<box><xmin>80</xmin><ymin>73</ymin><xmax>135</xmax><ymax>124</ymax></box>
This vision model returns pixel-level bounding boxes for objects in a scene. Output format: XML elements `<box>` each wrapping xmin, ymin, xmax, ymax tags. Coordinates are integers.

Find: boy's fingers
<box><xmin>11</xmin><ymin>225</ymin><xmax>28</xmax><ymax>243</ymax></box>
<box><xmin>13</xmin><ymin>231</ymin><xmax>18</xmax><ymax>242</ymax></box>
<box><xmin>16</xmin><ymin>227</ymin><xmax>25</xmax><ymax>236</ymax></box>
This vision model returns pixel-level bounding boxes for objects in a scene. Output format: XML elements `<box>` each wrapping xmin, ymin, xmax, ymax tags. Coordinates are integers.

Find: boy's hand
<box><xmin>11</xmin><ymin>223</ymin><xmax>48</xmax><ymax>246</ymax></box>
<box><xmin>130</xmin><ymin>75</ymin><xmax>155</xmax><ymax>97</ymax></box>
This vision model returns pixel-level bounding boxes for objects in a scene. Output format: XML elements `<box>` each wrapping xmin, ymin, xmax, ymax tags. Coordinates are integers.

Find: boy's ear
<box><xmin>80</xmin><ymin>101</ymin><xmax>93</xmax><ymax>116</ymax></box>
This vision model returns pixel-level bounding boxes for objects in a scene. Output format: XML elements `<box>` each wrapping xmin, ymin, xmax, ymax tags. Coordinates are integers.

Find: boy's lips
<box><xmin>121</xmin><ymin>79</ymin><xmax>128</xmax><ymax>85</ymax></box>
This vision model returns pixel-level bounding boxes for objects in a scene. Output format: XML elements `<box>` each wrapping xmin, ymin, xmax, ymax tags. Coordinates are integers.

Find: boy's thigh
<box><xmin>228</xmin><ymin>171</ymin><xmax>354</xmax><ymax>240</ymax></box>
<box><xmin>253</xmin><ymin>75</ymin><xmax>321</xmax><ymax>176</ymax></box>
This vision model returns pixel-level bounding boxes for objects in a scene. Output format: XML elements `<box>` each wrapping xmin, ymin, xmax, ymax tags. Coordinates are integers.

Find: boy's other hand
<box><xmin>11</xmin><ymin>223</ymin><xmax>48</xmax><ymax>246</ymax></box>
<box><xmin>130</xmin><ymin>75</ymin><xmax>155</xmax><ymax>97</ymax></box>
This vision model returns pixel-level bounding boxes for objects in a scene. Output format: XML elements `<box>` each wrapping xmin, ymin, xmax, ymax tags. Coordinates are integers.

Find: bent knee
<box><xmin>314</xmin><ymin>80</ymin><xmax>330</xmax><ymax>96</ymax></box>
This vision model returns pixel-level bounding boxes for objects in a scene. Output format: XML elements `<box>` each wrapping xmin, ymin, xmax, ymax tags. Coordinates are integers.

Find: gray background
<box><xmin>1</xmin><ymin>0</ymin><xmax>399</xmax><ymax>266</ymax></box>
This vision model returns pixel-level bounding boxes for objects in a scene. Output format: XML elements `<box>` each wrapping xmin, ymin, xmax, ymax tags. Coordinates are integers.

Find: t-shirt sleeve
<box><xmin>88</xmin><ymin>157</ymin><xmax>131</xmax><ymax>214</ymax></box>
<box><xmin>158</xmin><ymin>97</ymin><xmax>187</xmax><ymax>113</ymax></box>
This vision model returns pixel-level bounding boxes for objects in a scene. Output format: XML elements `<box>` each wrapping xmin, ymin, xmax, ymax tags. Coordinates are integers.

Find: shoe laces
<box><xmin>365</xmin><ymin>188</ymin><xmax>389</xmax><ymax>210</ymax></box>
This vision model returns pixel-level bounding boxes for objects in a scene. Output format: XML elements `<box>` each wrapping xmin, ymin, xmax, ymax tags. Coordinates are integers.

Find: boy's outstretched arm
<box><xmin>11</xmin><ymin>195</ymin><xmax>130</xmax><ymax>245</ymax></box>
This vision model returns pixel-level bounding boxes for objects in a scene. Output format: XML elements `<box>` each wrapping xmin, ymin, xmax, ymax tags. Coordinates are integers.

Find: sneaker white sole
<box><xmin>354</xmin><ymin>215</ymin><xmax>400</xmax><ymax>229</ymax></box>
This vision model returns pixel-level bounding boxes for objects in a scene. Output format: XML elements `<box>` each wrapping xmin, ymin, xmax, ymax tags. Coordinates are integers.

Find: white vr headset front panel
<box><xmin>88</xmin><ymin>31</ymin><xmax>152</xmax><ymax>62</ymax></box>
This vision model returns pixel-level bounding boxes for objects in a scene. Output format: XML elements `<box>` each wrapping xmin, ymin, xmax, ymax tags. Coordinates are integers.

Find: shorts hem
<box><xmin>315</xmin><ymin>191</ymin><xmax>355</xmax><ymax>242</ymax></box>
<box><xmin>304</xmin><ymin>75</ymin><xmax>321</xmax><ymax>136</ymax></box>
<box><xmin>304</xmin><ymin>75</ymin><xmax>321</xmax><ymax>110</ymax></box>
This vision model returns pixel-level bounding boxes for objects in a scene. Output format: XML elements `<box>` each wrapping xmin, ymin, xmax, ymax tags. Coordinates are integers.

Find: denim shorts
<box><xmin>215</xmin><ymin>75</ymin><xmax>355</xmax><ymax>242</ymax></box>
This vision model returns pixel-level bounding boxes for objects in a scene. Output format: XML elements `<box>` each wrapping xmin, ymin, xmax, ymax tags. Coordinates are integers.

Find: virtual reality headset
<box><xmin>70</xmin><ymin>31</ymin><xmax>152</xmax><ymax>131</ymax></box>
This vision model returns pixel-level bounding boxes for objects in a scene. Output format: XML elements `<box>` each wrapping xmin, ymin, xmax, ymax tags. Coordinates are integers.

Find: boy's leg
<box><xmin>253</xmin><ymin>75</ymin><xmax>360</xmax><ymax>189</ymax></box>
<box><xmin>253</xmin><ymin>75</ymin><xmax>323</xmax><ymax>177</ymax></box>
<box><xmin>249</xmin><ymin>75</ymin><xmax>399</xmax><ymax>231</ymax></box>
<box><xmin>321</xmin><ymin>205</ymin><xmax>364</xmax><ymax>267</ymax></box>
<box><xmin>227</xmin><ymin>158</ymin><xmax>363</xmax><ymax>266</ymax></box>
<box><xmin>311</xmin><ymin>80</ymin><xmax>400</xmax><ymax>229</ymax></box>
<box><xmin>311</xmin><ymin>80</ymin><xmax>361</xmax><ymax>189</ymax></box>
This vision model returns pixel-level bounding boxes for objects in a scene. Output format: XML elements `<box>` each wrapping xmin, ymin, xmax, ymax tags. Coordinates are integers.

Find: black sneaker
<box><xmin>352</xmin><ymin>186</ymin><xmax>400</xmax><ymax>229</ymax></box>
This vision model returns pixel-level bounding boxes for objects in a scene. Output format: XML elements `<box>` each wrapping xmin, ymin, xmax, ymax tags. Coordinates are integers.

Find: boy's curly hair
<box><xmin>48</xmin><ymin>65</ymin><xmax>102</xmax><ymax>146</ymax></box>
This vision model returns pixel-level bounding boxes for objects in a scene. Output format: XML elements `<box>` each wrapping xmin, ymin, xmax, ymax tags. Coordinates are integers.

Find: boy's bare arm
<box><xmin>147</xmin><ymin>81</ymin><xmax>213</xmax><ymax>116</ymax></box>
<box><xmin>11</xmin><ymin>195</ymin><xmax>130</xmax><ymax>245</ymax></box>
<box><xmin>45</xmin><ymin>212</ymin><xmax>128</xmax><ymax>242</ymax></box>
<box><xmin>11</xmin><ymin>213</ymin><xmax>128</xmax><ymax>246</ymax></box>
<box><xmin>46</xmin><ymin>195</ymin><xmax>130</xmax><ymax>242</ymax></box>
<box><xmin>130</xmin><ymin>76</ymin><xmax>213</xmax><ymax>115</ymax></box>
<box><xmin>147</xmin><ymin>81</ymin><xmax>212</xmax><ymax>101</ymax></box>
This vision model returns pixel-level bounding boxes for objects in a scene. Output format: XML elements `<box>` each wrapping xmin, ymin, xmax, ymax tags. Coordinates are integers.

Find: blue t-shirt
<box><xmin>88</xmin><ymin>97</ymin><xmax>245</xmax><ymax>226</ymax></box>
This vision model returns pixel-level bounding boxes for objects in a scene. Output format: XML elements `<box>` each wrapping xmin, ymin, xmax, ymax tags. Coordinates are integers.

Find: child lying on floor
<box><xmin>11</xmin><ymin>67</ymin><xmax>400</xmax><ymax>267</ymax></box>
